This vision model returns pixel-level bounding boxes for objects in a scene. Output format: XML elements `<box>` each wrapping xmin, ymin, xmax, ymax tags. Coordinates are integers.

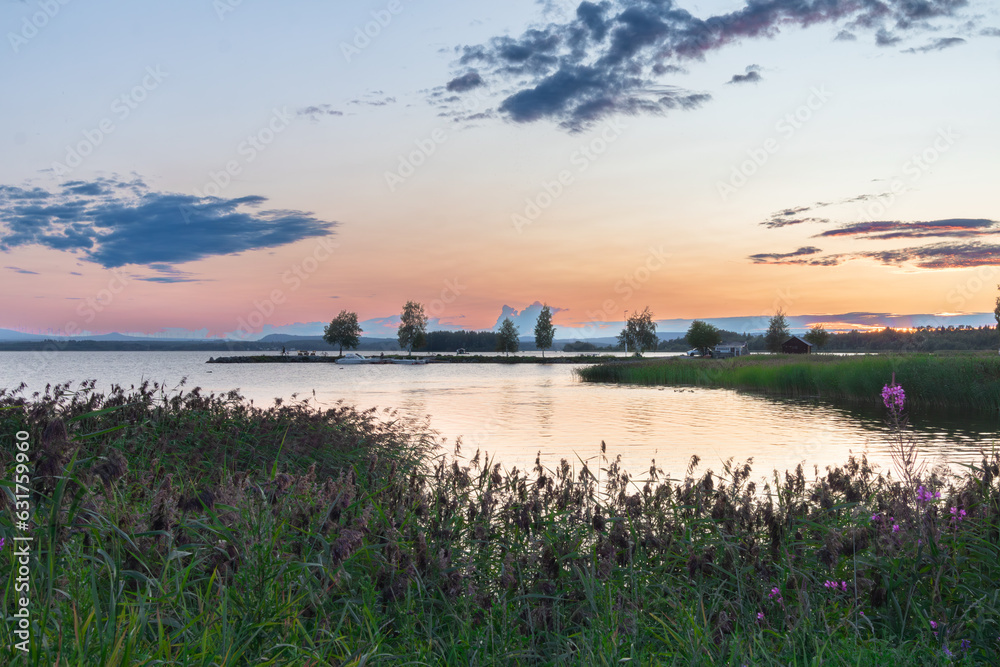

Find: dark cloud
<box><xmin>859</xmin><ymin>243</ymin><xmax>1000</xmax><ymax>269</ymax></box>
<box><xmin>448</xmin><ymin>0</ymin><xmax>966</xmax><ymax>129</ymax></box>
<box><xmin>298</xmin><ymin>104</ymin><xmax>344</xmax><ymax>121</ymax></box>
<box><xmin>875</xmin><ymin>28</ymin><xmax>903</xmax><ymax>46</ymax></box>
<box><xmin>4</xmin><ymin>265</ymin><xmax>38</xmax><ymax>275</ymax></box>
<box><xmin>748</xmin><ymin>246</ymin><xmax>824</xmax><ymax>263</ymax></box>
<box><xmin>727</xmin><ymin>65</ymin><xmax>762</xmax><ymax>85</ymax></box>
<box><xmin>835</xmin><ymin>29</ymin><xmax>857</xmax><ymax>41</ymax></box>
<box><xmin>446</xmin><ymin>71</ymin><xmax>484</xmax><ymax>92</ymax></box>
<box><xmin>815</xmin><ymin>218</ymin><xmax>999</xmax><ymax>240</ymax></box>
<box><xmin>0</xmin><ymin>177</ymin><xmax>337</xmax><ymax>270</ymax></box>
<box><xmin>903</xmin><ymin>36</ymin><xmax>966</xmax><ymax>52</ymax></box>
<box><xmin>0</xmin><ymin>185</ymin><xmax>51</xmax><ymax>200</ymax></box>
<box><xmin>981</xmin><ymin>27</ymin><xmax>1000</xmax><ymax>36</ymax></box>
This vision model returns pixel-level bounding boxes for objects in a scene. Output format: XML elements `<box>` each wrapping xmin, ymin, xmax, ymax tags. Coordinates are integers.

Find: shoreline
<box><xmin>207</xmin><ymin>353</ymin><xmax>617</xmax><ymax>364</ymax></box>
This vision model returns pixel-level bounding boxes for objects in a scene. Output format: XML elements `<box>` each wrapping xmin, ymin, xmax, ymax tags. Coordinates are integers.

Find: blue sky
<box><xmin>2</xmin><ymin>0</ymin><xmax>998</xmax><ymax>339</ymax></box>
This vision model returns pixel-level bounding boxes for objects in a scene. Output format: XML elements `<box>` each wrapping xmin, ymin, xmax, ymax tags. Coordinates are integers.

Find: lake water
<box><xmin>2</xmin><ymin>351</ymin><xmax>996</xmax><ymax>483</ymax></box>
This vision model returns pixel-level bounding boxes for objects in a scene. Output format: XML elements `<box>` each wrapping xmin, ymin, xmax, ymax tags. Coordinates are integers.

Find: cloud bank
<box><xmin>447</xmin><ymin>0</ymin><xmax>969</xmax><ymax>129</ymax></box>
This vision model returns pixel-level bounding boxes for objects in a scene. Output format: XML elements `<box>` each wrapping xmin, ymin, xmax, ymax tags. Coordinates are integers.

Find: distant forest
<box><xmin>654</xmin><ymin>325</ymin><xmax>1000</xmax><ymax>353</ymax></box>
<box><xmin>1</xmin><ymin>324</ymin><xmax>997</xmax><ymax>353</ymax></box>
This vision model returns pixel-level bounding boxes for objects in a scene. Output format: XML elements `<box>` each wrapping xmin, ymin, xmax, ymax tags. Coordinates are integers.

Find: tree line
<box><xmin>323</xmin><ymin>301</ymin><xmax>1000</xmax><ymax>358</ymax></box>
<box><xmin>322</xmin><ymin>302</ymin><xmax>561</xmax><ymax>357</ymax></box>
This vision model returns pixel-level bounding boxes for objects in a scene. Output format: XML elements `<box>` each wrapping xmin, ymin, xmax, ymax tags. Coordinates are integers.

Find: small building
<box><xmin>781</xmin><ymin>336</ymin><xmax>814</xmax><ymax>354</ymax></box>
<box><xmin>712</xmin><ymin>341</ymin><xmax>748</xmax><ymax>358</ymax></box>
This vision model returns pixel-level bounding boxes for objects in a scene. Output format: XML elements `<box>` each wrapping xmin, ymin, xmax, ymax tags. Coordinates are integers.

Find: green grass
<box><xmin>577</xmin><ymin>352</ymin><xmax>1000</xmax><ymax>413</ymax></box>
<box><xmin>1</xmin><ymin>380</ymin><xmax>999</xmax><ymax>664</ymax></box>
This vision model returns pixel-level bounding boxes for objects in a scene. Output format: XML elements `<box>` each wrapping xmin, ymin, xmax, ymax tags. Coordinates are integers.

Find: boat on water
<box><xmin>390</xmin><ymin>358</ymin><xmax>427</xmax><ymax>365</ymax></box>
<box><xmin>335</xmin><ymin>352</ymin><xmax>370</xmax><ymax>365</ymax></box>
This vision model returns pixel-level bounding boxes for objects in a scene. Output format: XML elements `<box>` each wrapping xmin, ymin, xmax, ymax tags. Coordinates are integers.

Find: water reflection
<box><xmin>1</xmin><ymin>351</ymin><xmax>996</xmax><ymax>483</ymax></box>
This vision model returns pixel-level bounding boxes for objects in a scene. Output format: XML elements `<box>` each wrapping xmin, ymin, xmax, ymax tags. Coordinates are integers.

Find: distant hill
<box><xmin>0</xmin><ymin>329</ymin><xmax>45</xmax><ymax>341</ymax></box>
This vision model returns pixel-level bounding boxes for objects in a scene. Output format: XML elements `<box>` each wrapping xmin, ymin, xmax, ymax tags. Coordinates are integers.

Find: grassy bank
<box><xmin>2</xmin><ymin>382</ymin><xmax>1000</xmax><ymax>664</ymax></box>
<box><xmin>577</xmin><ymin>353</ymin><xmax>1000</xmax><ymax>413</ymax></box>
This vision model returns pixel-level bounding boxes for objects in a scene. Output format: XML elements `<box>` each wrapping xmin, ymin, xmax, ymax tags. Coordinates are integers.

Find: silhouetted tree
<box><xmin>619</xmin><ymin>306</ymin><xmax>658</xmax><ymax>356</ymax></box>
<box><xmin>397</xmin><ymin>301</ymin><xmax>427</xmax><ymax>357</ymax></box>
<box><xmin>686</xmin><ymin>320</ymin><xmax>721</xmax><ymax>356</ymax></box>
<box><xmin>534</xmin><ymin>305</ymin><xmax>555</xmax><ymax>357</ymax></box>
<box><xmin>323</xmin><ymin>310</ymin><xmax>362</xmax><ymax>357</ymax></box>
<box><xmin>496</xmin><ymin>317</ymin><xmax>520</xmax><ymax>356</ymax></box>
<box><xmin>765</xmin><ymin>308</ymin><xmax>790</xmax><ymax>353</ymax></box>
<box><xmin>804</xmin><ymin>325</ymin><xmax>831</xmax><ymax>351</ymax></box>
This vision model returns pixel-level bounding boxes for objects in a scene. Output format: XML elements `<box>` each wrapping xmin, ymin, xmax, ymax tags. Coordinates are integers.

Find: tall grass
<box><xmin>577</xmin><ymin>353</ymin><xmax>1000</xmax><ymax>412</ymax></box>
<box><xmin>1</xmin><ymin>380</ymin><xmax>999</xmax><ymax>664</ymax></box>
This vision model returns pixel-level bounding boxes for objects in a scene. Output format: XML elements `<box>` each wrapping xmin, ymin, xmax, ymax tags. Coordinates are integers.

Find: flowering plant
<box><xmin>881</xmin><ymin>383</ymin><xmax>905</xmax><ymax>411</ymax></box>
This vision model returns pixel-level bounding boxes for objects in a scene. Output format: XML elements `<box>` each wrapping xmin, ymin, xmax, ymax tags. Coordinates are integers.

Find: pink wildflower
<box><xmin>881</xmin><ymin>383</ymin><xmax>905</xmax><ymax>411</ymax></box>
<box><xmin>892</xmin><ymin>524</ymin><xmax>900</xmax><ymax>533</ymax></box>
<box><xmin>757</xmin><ymin>612</ymin><xmax>765</xmax><ymax>622</ymax></box>
<box><xmin>916</xmin><ymin>486</ymin><xmax>940</xmax><ymax>503</ymax></box>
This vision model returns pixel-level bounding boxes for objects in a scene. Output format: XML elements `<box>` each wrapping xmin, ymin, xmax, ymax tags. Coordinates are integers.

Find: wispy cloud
<box><xmin>297</xmin><ymin>104</ymin><xmax>344</xmax><ymax>121</ymax></box>
<box><xmin>903</xmin><ymin>36</ymin><xmax>966</xmax><ymax>53</ymax></box>
<box><xmin>748</xmin><ymin>246</ymin><xmax>827</xmax><ymax>264</ymax></box>
<box><xmin>4</xmin><ymin>265</ymin><xmax>39</xmax><ymax>275</ymax></box>
<box><xmin>0</xmin><ymin>177</ymin><xmax>337</xmax><ymax>271</ymax></box>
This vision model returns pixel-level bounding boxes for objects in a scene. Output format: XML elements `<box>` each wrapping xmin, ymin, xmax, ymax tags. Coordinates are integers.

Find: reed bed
<box><xmin>577</xmin><ymin>353</ymin><xmax>1000</xmax><ymax>413</ymax></box>
<box><xmin>1</xmin><ymin>380</ymin><xmax>999</xmax><ymax>664</ymax></box>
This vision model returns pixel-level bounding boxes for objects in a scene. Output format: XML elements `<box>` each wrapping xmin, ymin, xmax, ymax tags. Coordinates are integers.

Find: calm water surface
<box><xmin>2</xmin><ymin>351</ymin><xmax>996</xmax><ymax>481</ymax></box>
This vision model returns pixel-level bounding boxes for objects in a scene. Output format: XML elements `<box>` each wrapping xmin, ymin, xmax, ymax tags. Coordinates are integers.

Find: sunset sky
<box><xmin>2</xmin><ymin>0</ymin><xmax>999</xmax><ymax>339</ymax></box>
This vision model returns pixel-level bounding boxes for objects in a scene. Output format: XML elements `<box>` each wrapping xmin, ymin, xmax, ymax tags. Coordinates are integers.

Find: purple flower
<box><xmin>871</xmin><ymin>513</ymin><xmax>880</xmax><ymax>522</ymax></box>
<box><xmin>0</xmin><ymin>537</ymin><xmax>5</xmax><ymax>550</ymax></box>
<box><xmin>961</xmin><ymin>639</ymin><xmax>971</xmax><ymax>651</ymax></box>
<box><xmin>892</xmin><ymin>524</ymin><xmax>900</xmax><ymax>533</ymax></box>
<box><xmin>881</xmin><ymin>383</ymin><xmax>905</xmax><ymax>411</ymax></box>
<box><xmin>944</xmin><ymin>647</ymin><xmax>954</xmax><ymax>658</ymax></box>
<box><xmin>916</xmin><ymin>486</ymin><xmax>940</xmax><ymax>503</ymax></box>
<box><xmin>757</xmin><ymin>611</ymin><xmax>765</xmax><ymax>621</ymax></box>
<box><xmin>950</xmin><ymin>507</ymin><xmax>967</xmax><ymax>522</ymax></box>
<box><xmin>930</xmin><ymin>620</ymin><xmax>938</xmax><ymax>629</ymax></box>
<box><xmin>841</xmin><ymin>581</ymin><xmax>848</xmax><ymax>592</ymax></box>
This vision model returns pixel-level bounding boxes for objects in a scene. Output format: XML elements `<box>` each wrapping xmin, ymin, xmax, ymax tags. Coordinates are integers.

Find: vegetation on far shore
<box><xmin>577</xmin><ymin>352</ymin><xmax>1000</xmax><ymax>413</ymax></box>
<box><xmin>2</xmin><ymin>380</ymin><xmax>1000</xmax><ymax>664</ymax></box>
